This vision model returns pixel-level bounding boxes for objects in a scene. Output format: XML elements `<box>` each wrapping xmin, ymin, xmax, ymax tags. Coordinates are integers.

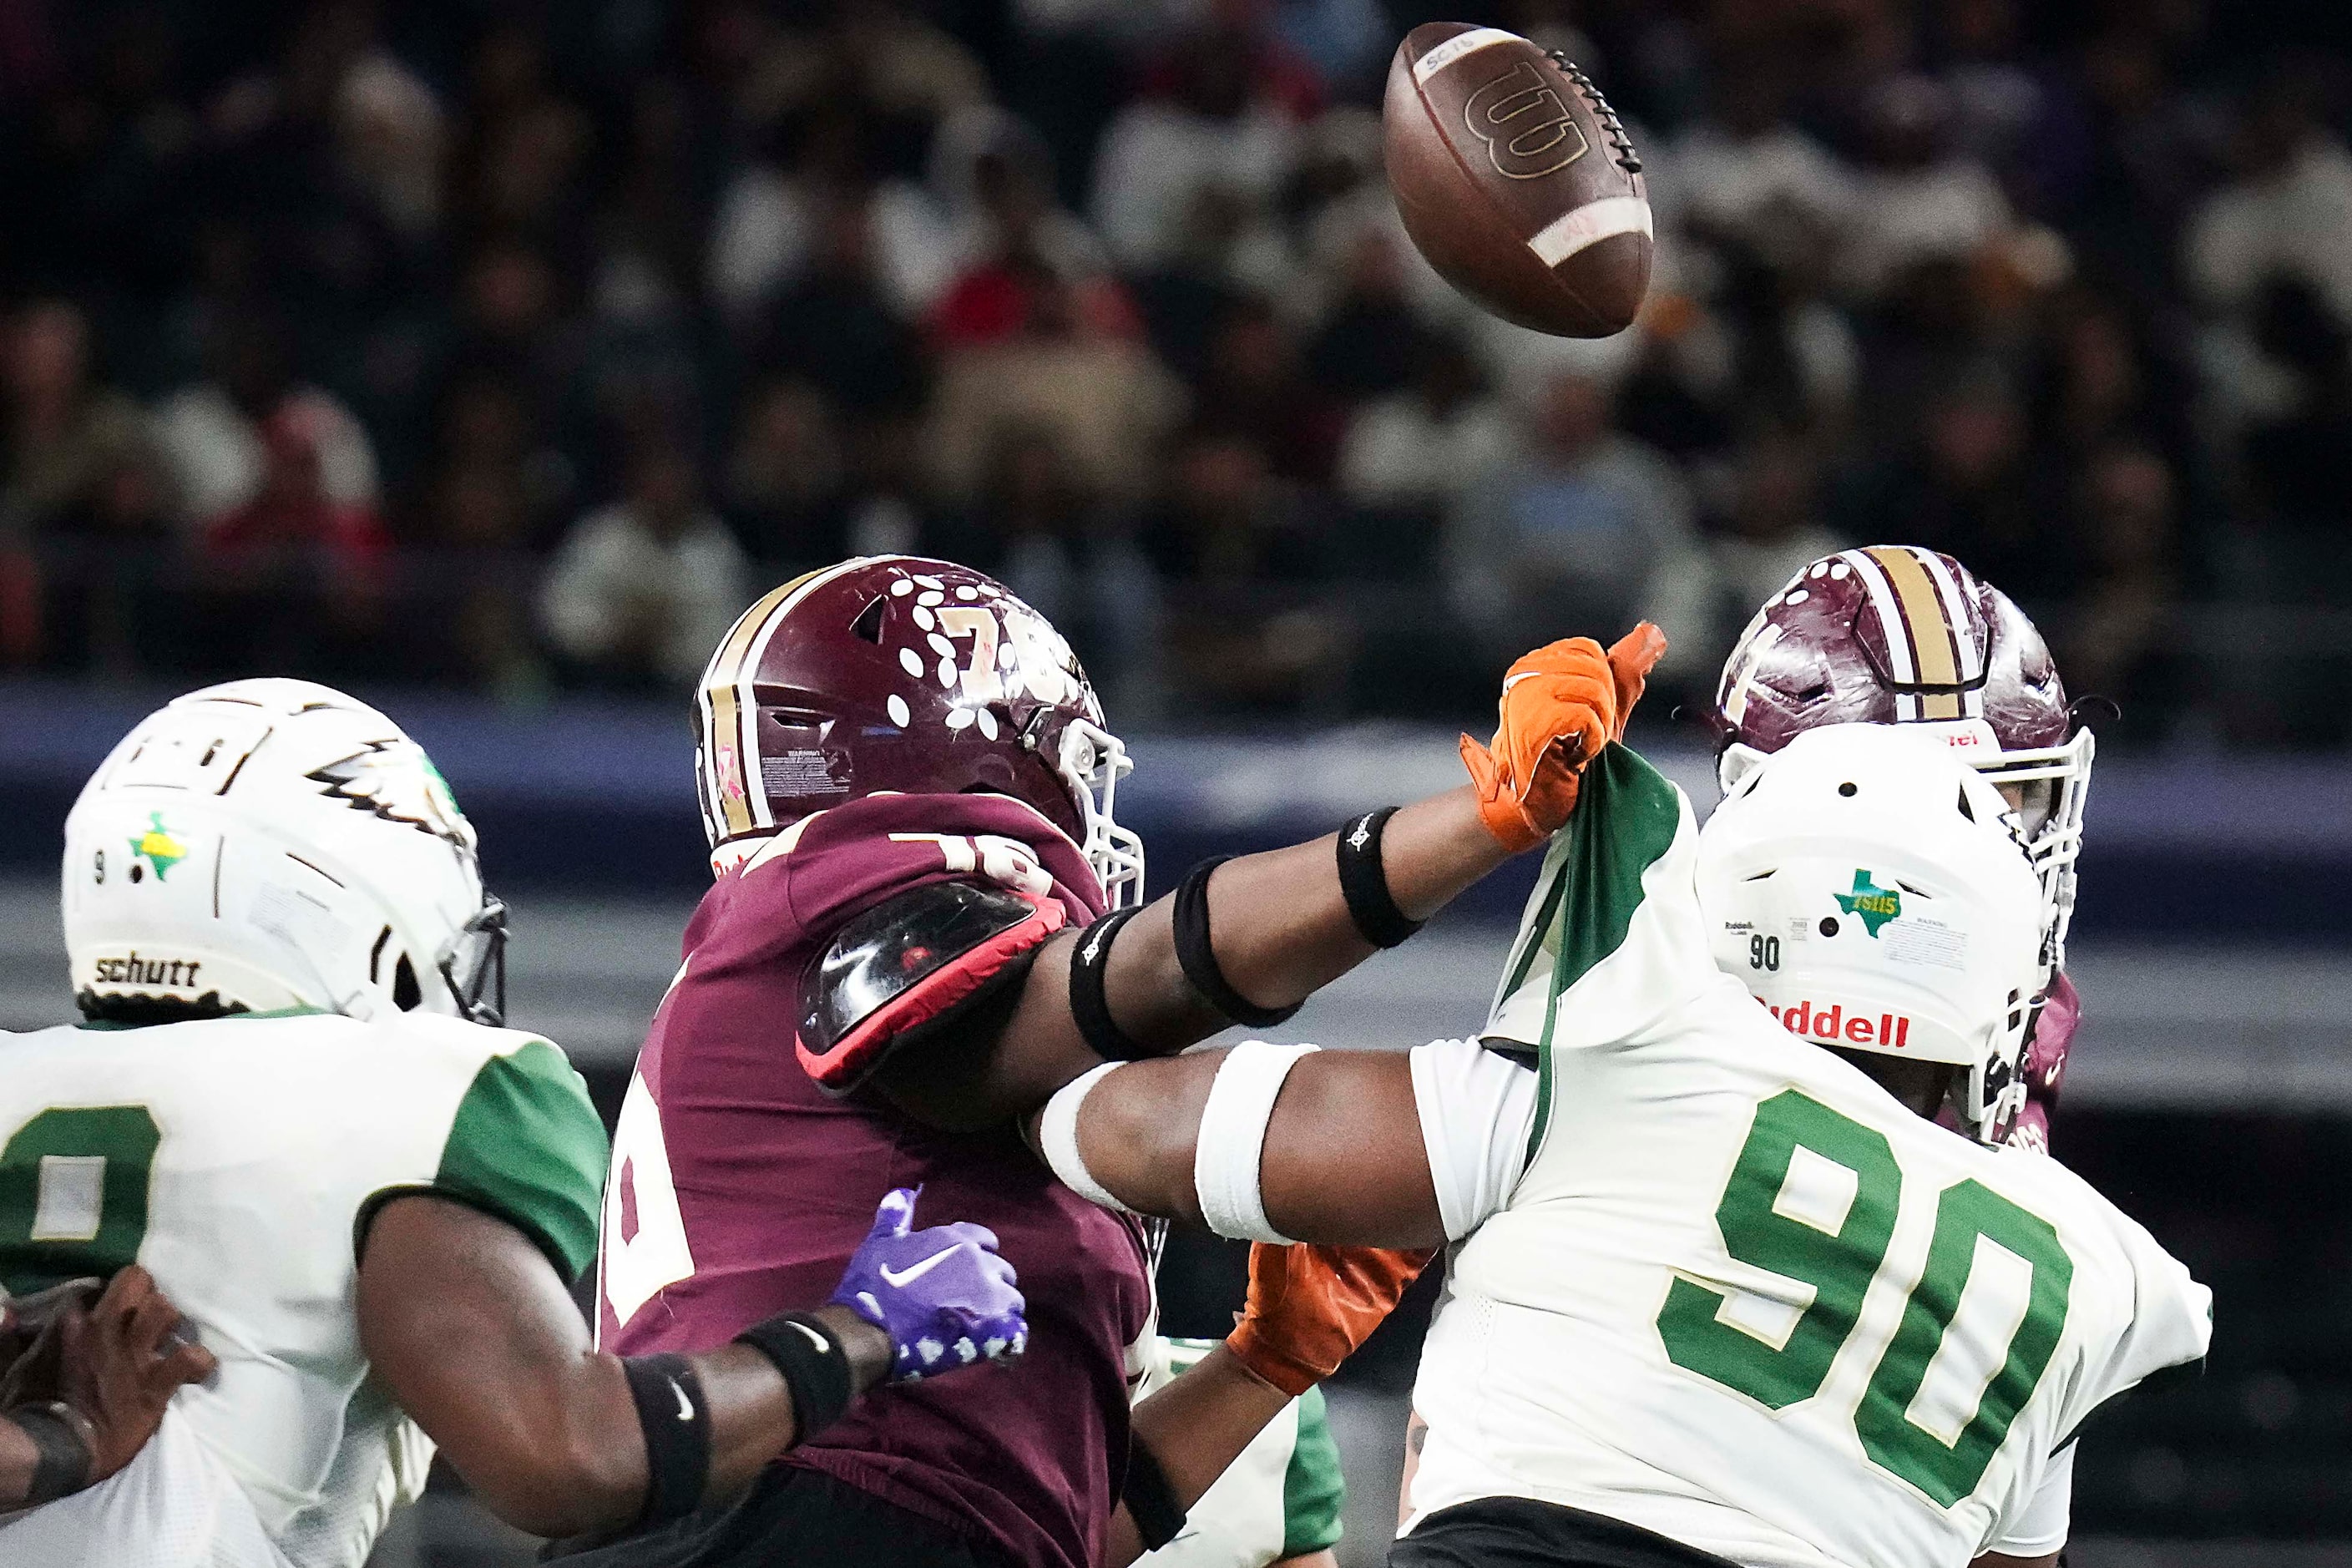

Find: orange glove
<box><xmin>1459</xmin><ymin>622</ymin><xmax>1667</xmax><ymax>852</ymax></box>
<box><xmin>1224</xmin><ymin>1242</ymin><xmax>1434</xmax><ymax>1398</ymax></box>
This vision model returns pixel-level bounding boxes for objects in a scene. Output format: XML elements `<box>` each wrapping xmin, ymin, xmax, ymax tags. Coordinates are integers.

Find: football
<box><xmin>1383</xmin><ymin>22</ymin><xmax>1654</xmax><ymax>337</ymax></box>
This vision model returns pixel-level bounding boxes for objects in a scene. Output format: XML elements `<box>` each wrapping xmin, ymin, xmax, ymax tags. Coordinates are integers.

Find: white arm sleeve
<box><xmin>1990</xmin><ymin>1443</ymin><xmax>2074</xmax><ymax>1557</ymax></box>
<box><xmin>1409</xmin><ymin>1039</ymin><xmax>1540</xmax><ymax>1242</ymax></box>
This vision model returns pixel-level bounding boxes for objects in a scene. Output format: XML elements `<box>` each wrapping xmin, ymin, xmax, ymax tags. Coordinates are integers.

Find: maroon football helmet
<box><xmin>1707</xmin><ymin>544</ymin><xmax>2094</xmax><ymax>970</ymax></box>
<box><xmin>691</xmin><ymin>557</ymin><xmax>1144</xmax><ymax>904</ymax></box>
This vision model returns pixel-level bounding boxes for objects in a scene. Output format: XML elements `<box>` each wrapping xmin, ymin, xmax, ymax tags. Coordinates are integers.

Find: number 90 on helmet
<box><xmin>1697</xmin><ymin>724</ymin><xmax>2045</xmax><ymax>1144</ymax></box>
<box><xmin>690</xmin><ymin>557</ymin><xmax>1144</xmax><ymax>907</ymax></box>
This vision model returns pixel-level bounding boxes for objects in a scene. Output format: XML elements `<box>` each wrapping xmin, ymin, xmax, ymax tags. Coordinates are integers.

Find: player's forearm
<box><xmin>1101</xmin><ymin>787</ymin><xmax>1509</xmax><ymax>1042</ymax></box>
<box><xmin>685</xmin><ymin>1306</ymin><xmax>891</xmax><ymax>1500</ymax></box>
<box><xmin>471</xmin><ymin>1358</ymin><xmax>648</xmax><ymax>1537</ymax></box>
<box><xmin>882</xmin><ymin>787</ymin><xmax>1515</xmax><ymax>1130</ymax></box>
<box><xmin>361</xmin><ymin>1196</ymin><xmax>894</xmax><ymax>1539</ymax></box>
<box><xmin>422</xmin><ymin>1330</ymin><xmax>896</xmax><ymax>1539</ymax></box>
<box><xmin>1044</xmin><ymin>630</ymin><xmax>1649</xmax><ymax>1093</ymax></box>
<box><xmin>1055</xmin><ymin>1047</ymin><xmax>1448</xmax><ymax>1247</ymax></box>
<box><xmin>1104</xmin><ymin>1346</ymin><xmax>1294</xmax><ymax>1567</ymax></box>
<box><xmin>1131</xmin><ymin>1346</ymin><xmax>1292</xmax><ymax>1506</ymax></box>
<box><xmin>393</xmin><ymin>1316</ymin><xmax>887</xmax><ymax>1540</ymax></box>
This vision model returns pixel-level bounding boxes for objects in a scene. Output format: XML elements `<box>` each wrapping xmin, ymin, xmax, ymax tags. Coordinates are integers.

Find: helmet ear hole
<box><xmin>1956</xmin><ymin>786</ymin><xmax>1975</xmax><ymax>822</ymax></box>
<box><xmin>392</xmin><ymin>953</ymin><xmax>422</xmax><ymax>1011</ymax></box>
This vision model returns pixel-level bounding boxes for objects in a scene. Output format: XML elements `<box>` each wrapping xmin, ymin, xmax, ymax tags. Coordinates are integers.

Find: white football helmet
<box><xmin>63</xmin><ymin>680</ymin><xmax>506</xmax><ymax>1025</ymax></box>
<box><xmin>1697</xmin><ymin>724</ymin><xmax>2044</xmax><ymax>1142</ymax></box>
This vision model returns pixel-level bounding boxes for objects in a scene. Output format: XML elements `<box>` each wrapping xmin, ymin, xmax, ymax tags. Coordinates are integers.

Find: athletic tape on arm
<box><xmin>1194</xmin><ymin>1041</ymin><xmax>1322</xmax><ymax>1243</ymax></box>
<box><xmin>1039</xmin><ymin>1061</ymin><xmax>1135</xmax><ymax>1212</ymax></box>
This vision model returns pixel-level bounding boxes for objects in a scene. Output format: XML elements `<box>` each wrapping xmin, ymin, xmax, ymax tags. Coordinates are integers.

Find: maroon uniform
<box><xmin>597</xmin><ymin>791</ymin><xmax>1154</xmax><ymax>1568</ymax></box>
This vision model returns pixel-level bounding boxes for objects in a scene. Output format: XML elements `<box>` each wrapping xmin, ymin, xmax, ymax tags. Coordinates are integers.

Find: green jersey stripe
<box><xmin>1498</xmin><ymin>851</ymin><xmax>1571</xmax><ymax>1007</ymax></box>
<box><xmin>1517</xmin><ymin>745</ymin><xmax>1685</xmax><ymax>1165</ymax></box>
<box><xmin>1281</xmin><ymin>1384</ymin><xmax>1345</xmax><ymax>1555</ymax></box>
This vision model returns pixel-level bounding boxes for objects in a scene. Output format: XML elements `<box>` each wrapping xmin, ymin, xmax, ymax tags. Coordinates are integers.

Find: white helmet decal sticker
<box><xmin>307</xmin><ymin>743</ymin><xmax>472</xmax><ymax>849</ymax></box>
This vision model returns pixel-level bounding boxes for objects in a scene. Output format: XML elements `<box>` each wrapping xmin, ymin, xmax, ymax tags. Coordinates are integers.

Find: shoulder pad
<box><xmin>797</xmin><ymin>880</ymin><xmax>1066</xmax><ymax>1094</ymax></box>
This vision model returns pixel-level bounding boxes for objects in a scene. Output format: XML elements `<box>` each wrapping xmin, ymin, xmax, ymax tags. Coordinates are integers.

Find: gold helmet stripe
<box><xmin>1866</xmin><ymin>545</ymin><xmax>1965</xmax><ymax>720</ymax></box>
<box><xmin>1913</xmin><ymin>549</ymin><xmax>1990</xmax><ymax>717</ymax></box>
<box><xmin>697</xmin><ymin>560</ymin><xmax>873</xmax><ymax>841</ymax></box>
<box><xmin>1913</xmin><ymin>549</ymin><xmax>1986</xmax><ymax>684</ymax></box>
<box><xmin>699</xmin><ymin>569</ymin><xmax>825</xmax><ymax>840</ymax></box>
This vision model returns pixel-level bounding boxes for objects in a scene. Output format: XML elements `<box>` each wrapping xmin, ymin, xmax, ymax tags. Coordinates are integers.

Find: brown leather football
<box><xmin>1384</xmin><ymin>23</ymin><xmax>1653</xmax><ymax>338</ymax></box>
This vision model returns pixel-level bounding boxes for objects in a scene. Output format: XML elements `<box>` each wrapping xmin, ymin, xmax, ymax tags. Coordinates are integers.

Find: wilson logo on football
<box><xmin>1763</xmin><ymin>999</ymin><xmax>1913</xmax><ymax>1050</ymax></box>
<box><xmin>1462</xmin><ymin>59</ymin><xmax>1590</xmax><ymax>179</ymax></box>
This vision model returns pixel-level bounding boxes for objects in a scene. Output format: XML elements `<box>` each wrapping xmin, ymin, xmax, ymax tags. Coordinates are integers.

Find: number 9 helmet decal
<box><xmin>1708</xmin><ymin>545</ymin><xmax>2093</xmax><ymax>975</ymax></box>
<box><xmin>692</xmin><ymin>557</ymin><xmax>1144</xmax><ymax>907</ymax></box>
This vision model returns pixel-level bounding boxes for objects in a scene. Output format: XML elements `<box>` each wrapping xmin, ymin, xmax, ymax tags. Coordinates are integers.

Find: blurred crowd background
<box><xmin>3</xmin><ymin>0</ymin><xmax>2352</xmax><ymax>741</ymax></box>
<box><xmin>4</xmin><ymin>7</ymin><xmax>2352</xmax><ymax>1563</ymax></box>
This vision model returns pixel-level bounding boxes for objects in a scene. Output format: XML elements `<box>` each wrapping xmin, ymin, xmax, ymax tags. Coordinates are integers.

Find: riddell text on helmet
<box><xmin>1763</xmin><ymin>998</ymin><xmax>1911</xmax><ymax>1050</ymax></box>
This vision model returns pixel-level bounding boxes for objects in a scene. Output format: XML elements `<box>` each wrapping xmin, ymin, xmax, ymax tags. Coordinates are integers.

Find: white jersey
<box><xmin>1401</xmin><ymin>746</ymin><xmax>2212</xmax><ymax>1568</ymax></box>
<box><xmin>0</xmin><ymin>1010</ymin><xmax>607</xmax><ymax>1568</ymax></box>
<box><xmin>1132</xmin><ymin>1338</ymin><xmax>1345</xmax><ymax>1568</ymax></box>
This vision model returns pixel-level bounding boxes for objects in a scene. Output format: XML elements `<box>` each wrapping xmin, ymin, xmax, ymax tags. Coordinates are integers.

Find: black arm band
<box><xmin>1121</xmin><ymin>1435</ymin><xmax>1189</xmax><ymax>1550</ymax></box>
<box><xmin>620</xmin><ymin>1353</ymin><xmax>711</xmax><ymax>1529</ymax></box>
<box><xmin>6</xmin><ymin>1404</ymin><xmax>93</xmax><ymax>1505</ymax></box>
<box><xmin>1068</xmin><ymin>907</ymin><xmax>1154</xmax><ymax>1060</ymax></box>
<box><xmin>1335</xmin><ymin>807</ymin><xmax>1424</xmax><ymax>948</ymax></box>
<box><xmin>1173</xmin><ymin>858</ymin><xmax>1302</xmax><ymax>1029</ymax></box>
<box><xmin>736</xmin><ymin>1311</ymin><xmax>856</xmax><ymax>1443</ymax></box>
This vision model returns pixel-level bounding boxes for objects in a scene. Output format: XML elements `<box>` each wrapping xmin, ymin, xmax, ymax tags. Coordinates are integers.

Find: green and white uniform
<box><xmin>1132</xmin><ymin>1337</ymin><xmax>1345</xmax><ymax>1567</ymax></box>
<box><xmin>0</xmin><ymin>1011</ymin><xmax>607</xmax><ymax>1568</ymax></box>
<box><xmin>1399</xmin><ymin>746</ymin><xmax>2212</xmax><ymax>1567</ymax></box>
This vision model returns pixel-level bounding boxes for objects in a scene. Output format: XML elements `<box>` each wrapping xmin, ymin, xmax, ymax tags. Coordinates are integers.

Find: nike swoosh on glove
<box><xmin>1459</xmin><ymin>622</ymin><xmax>1667</xmax><ymax>852</ymax></box>
<box><xmin>827</xmin><ymin>1187</ymin><xmax>1029</xmax><ymax>1383</ymax></box>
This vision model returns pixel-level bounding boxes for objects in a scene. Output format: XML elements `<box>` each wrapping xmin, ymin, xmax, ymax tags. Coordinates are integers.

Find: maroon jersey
<box><xmin>596</xmin><ymin>792</ymin><xmax>1154</xmax><ymax>1568</ymax></box>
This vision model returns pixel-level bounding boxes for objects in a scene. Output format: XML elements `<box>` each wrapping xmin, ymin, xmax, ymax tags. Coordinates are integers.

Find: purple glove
<box><xmin>829</xmin><ymin>1187</ymin><xmax>1028</xmax><ymax>1383</ymax></box>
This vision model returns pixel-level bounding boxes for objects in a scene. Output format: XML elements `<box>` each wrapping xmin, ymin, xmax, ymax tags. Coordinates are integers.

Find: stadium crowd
<box><xmin>0</xmin><ymin>0</ymin><xmax>2349</xmax><ymax>741</ymax></box>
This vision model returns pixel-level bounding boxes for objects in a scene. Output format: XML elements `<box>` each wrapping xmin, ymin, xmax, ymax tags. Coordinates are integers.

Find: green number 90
<box><xmin>1657</xmin><ymin>1090</ymin><xmax>2073</xmax><ymax>1506</ymax></box>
